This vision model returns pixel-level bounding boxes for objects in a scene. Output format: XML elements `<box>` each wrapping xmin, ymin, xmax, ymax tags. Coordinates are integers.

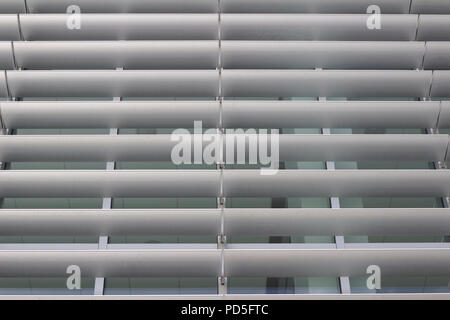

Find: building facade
<box><xmin>0</xmin><ymin>0</ymin><xmax>449</xmax><ymax>298</ymax></box>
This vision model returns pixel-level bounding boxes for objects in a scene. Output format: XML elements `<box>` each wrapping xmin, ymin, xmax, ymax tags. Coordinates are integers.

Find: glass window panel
<box><xmin>0</xmin><ymin>277</ymin><xmax>94</xmax><ymax>295</ymax></box>
<box><xmin>104</xmin><ymin>278</ymin><xmax>216</xmax><ymax>295</ymax></box>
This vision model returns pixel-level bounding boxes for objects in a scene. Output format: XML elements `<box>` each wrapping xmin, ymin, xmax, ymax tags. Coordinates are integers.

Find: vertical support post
<box><xmin>0</xmin><ymin>128</ymin><xmax>11</xmax><ymax>169</ymax></box>
<box><xmin>217</xmin><ymin>125</ymin><xmax>227</xmax><ymax>295</ymax></box>
<box><xmin>319</xmin><ymin>92</ymin><xmax>351</xmax><ymax>294</ymax></box>
<box><xmin>425</xmin><ymin>99</ymin><xmax>450</xmax><ymax>243</ymax></box>
<box><xmin>424</xmin><ymin>99</ymin><xmax>450</xmax><ymax>288</ymax></box>
<box><xmin>216</xmin><ymin>0</ymin><xmax>227</xmax><ymax>295</ymax></box>
<box><xmin>428</xmin><ymin>126</ymin><xmax>449</xmax><ymax>208</ymax></box>
<box><xmin>0</xmin><ymin>68</ymin><xmax>20</xmax><ymax>205</ymax></box>
<box><xmin>94</xmin><ymin>67</ymin><xmax>122</xmax><ymax>296</ymax></box>
<box><xmin>216</xmin><ymin>116</ymin><xmax>227</xmax><ymax>295</ymax></box>
<box><xmin>0</xmin><ymin>125</ymin><xmax>12</xmax><ymax>210</ymax></box>
<box><xmin>23</xmin><ymin>0</ymin><xmax>29</xmax><ymax>13</ymax></box>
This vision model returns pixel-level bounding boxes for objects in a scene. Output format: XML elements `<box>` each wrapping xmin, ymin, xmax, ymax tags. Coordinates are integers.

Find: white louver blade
<box><xmin>0</xmin><ymin>0</ymin><xmax>26</xmax><ymax>13</ymax></box>
<box><xmin>0</xmin><ymin>208</ymin><xmax>449</xmax><ymax>236</ymax></box>
<box><xmin>0</xmin><ymin>41</ymin><xmax>447</xmax><ymax>70</ymax></box>
<box><xmin>0</xmin><ymin>250</ymin><xmax>222</xmax><ymax>277</ymax></box>
<box><xmin>0</xmin><ymin>249</ymin><xmax>449</xmax><ymax>278</ymax></box>
<box><xmin>221</xmin><ymin>101</ymin><xmax>450</xmax><ymax>129</ymax></box>
<box><xmin>3</xmin><ymin>69</ymin><xmax>447</xmax><ymax>98</ymax></box>
<box><xmin>220</xmin><ymin>14</ymin><xmax>419</xmax><ymax>41</ymax></box>
<box><xmin>0</xmin><ymin>42</ymin><xmax>14</xmax><ymax>69</ymax></box>
<box><xmin>0</xmin><ymin>15</ymin><xmax>20</xmax><ymax>41</ymax></box>
<box><xmin>2</xmin><ymin>101</ymin><xmax>449</xmax><ymax>129</ymax></box>
<box><xmin>411</xmin><ymin>0</ymin><xmax>450</xmax><ymax>14</ymax></box>
<box><xmin>224</xmin><ymin>249</ymin><xmax>450</xmax><ymax>277</ymax></box>
<box><xmin>13</xmin><ymin>41</ymin><xmax>220</xmax><ymax>69</ymax></box>
<box><xmin>0</xmin><ymin>170</ymin><xmax>221</xmax><ymax>198</ymax></box>
<box><xmin>19</xmin><ymin>14</ymin><xmax>219</xmax><ymax>40</ymax></box>
<box><xmin>0</xmin><ymin>101</ymin><xmax>220</xmax><ymax>128</ymax></box>
<box><xmin>220</xmin><ymin>0</ymin><xmax>412</xmax><ymax>14</ymax></box>
<box><xmin>417</xmin><ymin>15</ymin><xmax>450</xmax><ymax>41</ymax></box>
<box><xmin>0</xmin><ymin>170</ymin><xmax>449</xmax><ymax>198</ymax></box>
<box><xmin>25</xmin><ymin>0</ymin><xmax>219</xmax><ymax>13</ymax></box>
<box><xmin>221</xmin><ymin>41</ymin><xmax>426</xmax><ymax>70</ymax></box>
<box><xmin>222</xmin><ymin>170</ymin><xmax>450</xmax><ymax>198</ymax></box>
<box><xmin>424</xmin><ymin>42</ymin><xmax>450</xmax><ymax>70</ymax></box>
<box><xmin>5</xmin><ymin>70</ymin><xmax>220</xmax><ymax>97</ymax></box>
<box><xmin>220</xmin><ymin>70</ymin><xmax>433</xmax><ymax>98</ymax></box>
<box><xmin>2</xmin><ymin>0</ymin><xmax>449</xmax><ymax>14</ymax></box>
<box><xmin>0</xmin><ymin>134</ymin><xmax>447</xmax><ymax>162</ymax></box>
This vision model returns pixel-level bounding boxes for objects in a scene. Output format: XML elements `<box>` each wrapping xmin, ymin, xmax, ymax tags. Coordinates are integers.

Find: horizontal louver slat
<box><xmin>221</xmin><ymin>41</ymin><xmax>426</xmax><ymax>70</ymax></box>
<box><xmin>0</xmin><ymin>134</ymin><xmax>447</xmax><ymax>162</ymax></box>
<box><xmin>0</xmin><ymin>101</ymin><xmax>219</xmax><ymax>128</ymax></box>
<box><xmin>4</xmin><ymin>70</ymin><xmax>440</xmax><ymax>98</ymax></box>
<box><xmin>0</xmin><ymin>249</ymin><xmax>449</xmax><ymax>277</ymax></box>
<box><xmin>224</xmin><ymin>249</ymin><xmax>450</xmax><ymax>277</ymax></box>
<box><xmin>0</xmin><ymin>0</ymin><xmax>26</xmax><ymax>13</ymax></box>
<box><xmin>1</xmin><ymin>208</ymin><xmax>450</xmax><ymax>236</ymax></box>
<box><xmin>19</xmin><ymin>14</ymin><xmax>219</xmax><ymax>40</ymax></box>
<box><xmin>0</xmin><ymin>250</ymin><xmax>221</xmax><ymax>277</ymax></box>
<box><xmin>225</xmin><ymin>208</ymin><xmax>450</xmax><ymax>236</ymax></box>
<box><xmin>438</xmin><ymin>101</ymin><xmax>450</xmax><ymax>128</ymax></box>
<box><xmin>221</xmin><ymin>14</ymin><xmax>418</xmax><ymax>41</ymax></box>
<box><xmin>2</xmin><ymin>41</ymin><xmax>450</xmax><ymax>70</ymax></box>
<box><xmin>221</xmin><ymin>101</ymin><xmax>443</xmax><ymax>129</ymax></box>
<box><xmin>0</xmin><ymin>170</ymin><xmax>221</xmax><ymax>197</ymax></box>
<box><xmin>2</xmin><ymin>101</ymin><xmax>447</xmax><ymax>129</ymax></box>
<box><xmin>0</xmin><ymin>71</ymin><xmax>8</xmax><ymax>97</ymax></box>
<box><xmin>0</xmin><ymin>170</ymin><xmax>449</xmax><ymax>198</ymax></box>
<box><xmin>221</xmin><ymin>70</ymin><xmax>433</xmax><ymax>98</ymax></box>
<box><xmin>424</xmin><ymin>42</ymin><xmax>450</xmax><ymax>70</ymax></box>
<box><xmin>0</xmin><ymin>15</ymin><xmax>20</xmax><ymax>41</ymax></box>
<box><xmin>5</xmin><ymin>70</ymin><xmax>220</xmax><ymax>97</ymax></box>
<box><xmin>0</xmin><ymin>209</ymin><xmax>221</xmax><ymax>236</ymax></box>
<box><xmin>411</xmin><ymin>0</ymin><xmax>450</xmax><ymax>14</ymax></box>
<box><xmin>0</xmin><ymin>42</ymin><xmax>14</xmax><ymax>69</ymax></box>
<box><xmin>223</xmin><ymin>170</ymin><xmax>450</xmax><ymax>197</ymax></box>
<box><xmin>221</xmin><ymin>0</ymin><xmax>411</xmax><ymax>14</ymax></box>
<box><xmin>13</xmin><ymin>41</ymin><xmax>220</xmax><ymax>69</ymax></box>
<box><xmin>431</xmin><ymin>71</ymin><xmax>450</xmax><ymax>97</ymax></box>
<box><xmin>26</xmin><ymin>0</ymin><xmax>218</xmax><ymax>13</ymax></box>
<box><xmin>417</xmin><ymin>15</ymin><xmax>450</xmax><ymax>41</ymax></box>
